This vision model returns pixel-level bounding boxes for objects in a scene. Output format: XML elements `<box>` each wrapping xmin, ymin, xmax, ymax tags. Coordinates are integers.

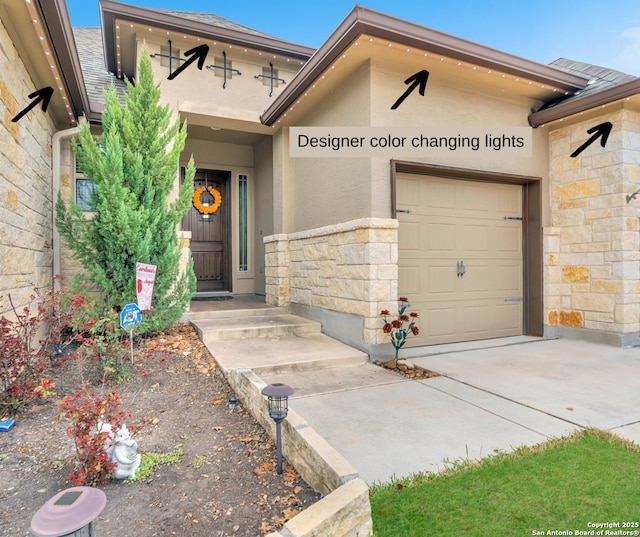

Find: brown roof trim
<box><xmin>37</xmin><ymin>0</ymin><xmax>91</xmax><ymax>121</ymax></box>
<box><xmin>393</xmin><ymin>160</ymin><xmax>541</xmax><ymax>184</ymax></box>
<box><xmin>261</xmin><ymin>6</ymin><xmax>590</xmax><ymax>126</ymax></box>
<box><xmin>100</xmin><ymin>0</ymin><xmax>315</xmax><ymax>77</ymax></box>
<box><xmin>529</xmin><ymin>77</ymin><xmax>640</xmax><ymax>126</ymax></box>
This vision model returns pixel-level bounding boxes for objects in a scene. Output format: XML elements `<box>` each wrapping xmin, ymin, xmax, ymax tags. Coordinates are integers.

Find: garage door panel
<box><xmin>399</xmin><ymin>221</ymin><xmax>420</xmax><ymax>250</ymax></box>
<box><xmin>495</xmin><ymin>225</ymin><xmax>521</xmax><ymax>253</ymax></box>
<box><xmin>462</xmin><ymin>264</ymin><xmax>491</xmax><ymax>293</ymax></box>
<box><xmin>495</xmin><ymin>188</ymin><xmax>521</xmax><ymax>214</ymax></box>
<box><xmin>426</xmin><ymin>306</ymin><xmax>456</xmax><ymax>338</ymax></box>
<box><xmin>398</xmin><ymin>173</ymin><xmax>523</xmax><ymax>346</ymax></box>
<box><xmin>462</xmin><ymin>305</ymin><xmax>492</xmax><ymax>335</ymax></box>
<box><xmin>398</xmin><ymin>266</ymin><xmax>421</xmax><ymax>295</ymax></box>
<box><xmin>495</xmin><ymin>263</ymin><xmax>522</xmax><ymax>294</ymax></box>
<box><xmin>463</xmin><ymin>224</ymin><xmax>489</xmax><ymax>251</ymax></box>
<box><xmin>495</xmin><ymin>303</ymin><xmax>523</xmax><ymax>333</ymax></box>
<box><xmin>397</xmin><ymin>177</ymin><xmax>420</xmax><ymax>206</ymax></box>
<box><xmin>428</xmin><ymin>223</ymin><xmax>456</xmax><ymax>251</ymax></box>
<box><xmin>425</xmin><ymin>265</ymin><xmax>457</xmax><ymax>295</ymax></box>
<box><xmin>425</xmin><ymin>181</ymin><xmax>456</xmax><ymax>209</ymax></box>
<box><xmin>462</xmin><ymin>185</ymin><xmax>492</xmax><ymax>213</ymax></box>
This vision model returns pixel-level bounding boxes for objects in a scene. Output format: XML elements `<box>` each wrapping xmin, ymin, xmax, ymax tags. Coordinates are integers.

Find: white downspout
<box><xmin>52</xmin><ymin>125</ymin><xmax>79</xmax><ymax>291</ymax></box>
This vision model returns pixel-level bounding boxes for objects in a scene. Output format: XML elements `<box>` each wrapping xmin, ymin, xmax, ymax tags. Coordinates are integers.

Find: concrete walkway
<box><xmin>189</xmin><ymin>305</ymin><xmax>640</xmax><ymax>486</ymax></box>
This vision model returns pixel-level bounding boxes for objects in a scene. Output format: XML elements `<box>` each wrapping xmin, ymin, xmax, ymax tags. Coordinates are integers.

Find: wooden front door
<box><xmin>184</xmin><ymin>170</ymin><xmax>230</xmax><ymax>292</ymax></box>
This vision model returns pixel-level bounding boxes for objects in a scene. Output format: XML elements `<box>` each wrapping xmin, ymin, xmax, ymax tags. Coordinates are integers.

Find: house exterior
<box><xmin>2</xmin><ymin>0</ymin><xmax>639</xmax><ymax>354</ymax></box>
<box><xmin>0</xmin><ymin>0</ymin><xmax>85</xmax><ymax>315</ymax></box>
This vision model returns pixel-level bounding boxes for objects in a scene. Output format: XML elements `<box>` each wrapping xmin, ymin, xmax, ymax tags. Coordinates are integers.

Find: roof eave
<box><xmin>261</xmin><ymin>5</ymin><xmax>590</xmax><ymax>126</ymax></box>
<box><xmin>37</xmin><ymin>0</ymin><xmax>91</xmax><ymax>122</ymax></box>
<box><xmin>529</xmin><ymin>78</ymin><xmax>640</xmax><ymax>126</ymax></box>
<box><xmin>99</xmin><ymin>0</ymin><xmax>315</xmax><ymax>77</ymax></box>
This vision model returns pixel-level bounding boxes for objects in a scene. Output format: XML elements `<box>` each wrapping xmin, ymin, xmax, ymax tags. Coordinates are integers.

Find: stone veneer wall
<box><xmin>0</xmin><ymin>18</ymin><xmax>55</xmax><ymax>316</ymax></box>
<box><xmin>264</xmin><ymin>218</ymin><xmax>399</xmax><ymax>350</ymax></box>
<box><xmin>545</xmin><ymin>106</ymin><xmax>640</xmax><ymax>346</ymax></box>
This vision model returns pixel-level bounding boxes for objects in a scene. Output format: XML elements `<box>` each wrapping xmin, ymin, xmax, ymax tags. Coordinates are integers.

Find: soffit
<box><xmin>269</xmin><ymin>35</ymin><xmax>582</xmax><ymax>128</ymax></box>
<box><xmin>261</xmin><ymin>5</ymin><xmax>590</xmax><ymax>126</ymax></box>
<box><xmin>0</xmin><ymin>0</ymin><xmax>84</xmax><ymax>126</ymax></box>
<box><xmin>100</xmin><ymin>0</ymin><xmax>314</xmax><ymax>80</ymax></box>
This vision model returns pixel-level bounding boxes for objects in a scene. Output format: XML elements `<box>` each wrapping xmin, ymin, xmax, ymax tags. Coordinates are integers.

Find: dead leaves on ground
<box><xmin>258</xmin><ymin>489</ymin><xmax>305</xmax><ymax>534</ymax></box>
<box><xmin>253</xmin><ymin>461</ymin><xmax>275</xmax><ymax>476</ymax></box>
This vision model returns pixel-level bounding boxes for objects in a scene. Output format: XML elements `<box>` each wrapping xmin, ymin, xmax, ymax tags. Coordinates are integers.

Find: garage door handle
<box><xmin>396</xmin><ymin>209</ymin><xmax>411</xmax><ymax>214</ymax></box>
<box><xmin>457</xmin><ymin>261</ymin><xmax>466</xmax><ymax>278</ymax></box>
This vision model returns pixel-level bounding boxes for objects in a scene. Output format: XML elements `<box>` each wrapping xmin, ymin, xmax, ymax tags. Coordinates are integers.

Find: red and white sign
<box><xmin>136</xmin><ymin>263</ymin><xmax>157</xmax><ymax>312</ymax></box>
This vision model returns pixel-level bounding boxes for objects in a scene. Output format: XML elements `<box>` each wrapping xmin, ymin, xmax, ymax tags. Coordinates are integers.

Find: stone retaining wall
<box><xmin>264</xmin><ymin>218</ymin><xmax>399</xmax><ymax>350</ymax></box>
<box><xmin>225</xmin><ymin>368</ymin><xmax>373</xmax><ymax>537</ymax></box>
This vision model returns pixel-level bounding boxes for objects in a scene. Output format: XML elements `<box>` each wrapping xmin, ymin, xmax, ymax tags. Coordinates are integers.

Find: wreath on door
<box><xmin>193</xmin><ymin>186</ymin><xmax>222</xmax><ymax>214</ymax></box>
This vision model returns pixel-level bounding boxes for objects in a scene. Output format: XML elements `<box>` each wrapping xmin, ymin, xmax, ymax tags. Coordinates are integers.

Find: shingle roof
<box><xmin>73</xmin><ymin>27</ymin><xmax>128</xmax><ymax>107</ymax></box>
<box><xmin>530</xmin><ymin>58</ymin><xmax>639</xmax><ymax>120</ymax></box>
<box><xmin>152</xmin><ymin>9</ymin><xmax>274</xmax><ymax>39</ymax></box>
<box><xmin>549</xmin><ymin>58</ymin><xmax>637</xmax><ymax>98</ymax></box>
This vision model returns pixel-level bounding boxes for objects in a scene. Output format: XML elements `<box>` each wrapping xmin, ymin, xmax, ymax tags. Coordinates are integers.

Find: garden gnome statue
<box><xmin>99</xmin><ymin>422</ymin><xmax>141</xmax><ymax>479</ymax></box>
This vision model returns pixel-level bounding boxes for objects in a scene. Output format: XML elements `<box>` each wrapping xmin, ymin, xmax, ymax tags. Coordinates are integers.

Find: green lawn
<box><xmin>370</xmin><ymin>430</ymin><xmax>640</xmax><ymax>537</ymax></box>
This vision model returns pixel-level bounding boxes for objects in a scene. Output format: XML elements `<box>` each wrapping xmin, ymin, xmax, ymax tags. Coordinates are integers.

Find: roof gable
<box><xmin>100</xmin><ymin>0</ymin><xmax>314</xmax><ymax>80</ymax></box>
<box><xmin>261</xmin><ymin>6</ymin><xmax>591</xmax><ymax>126</ymax></box>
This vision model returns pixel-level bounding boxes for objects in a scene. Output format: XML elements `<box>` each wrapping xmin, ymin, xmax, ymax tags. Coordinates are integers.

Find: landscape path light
<box><xmin>261</xmin><ymin>382</ymin><xmax>294</xmax><ymax>474</ymax></box>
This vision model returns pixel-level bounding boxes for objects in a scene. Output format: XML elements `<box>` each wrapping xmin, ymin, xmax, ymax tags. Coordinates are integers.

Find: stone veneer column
<box><xmin>264</xmin><ymin>234</ymin><xmax>291</xmax><ymax>307</ymax></box>
<box><xmin>545</xmin><ymin>106</ymin><xmax>640</xmax><ymax>346</ymax></box>
<box><xmin>263</xmin><ymin>218</ymin><xmax>398</xmax><ymax>345</ymax></box>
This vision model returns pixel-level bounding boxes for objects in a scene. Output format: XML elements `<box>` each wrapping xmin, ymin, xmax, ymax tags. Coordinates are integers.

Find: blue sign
<box><xmin>120</xmin><ymin>303</ymin><xmax>141</xmax><ymax>330</ymax></box>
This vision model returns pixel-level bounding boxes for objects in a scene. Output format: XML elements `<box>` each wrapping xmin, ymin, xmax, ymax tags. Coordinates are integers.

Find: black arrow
<box><xmin>11</xmin><ymin>86</ymin><xmax>54</xmax><ymax>122</ymax></box>
<box><xmin>391</xmin><ymin>69</ymin><xmax>429</xmax><ymax>110</ymax></box>
<box><xmin>167</xmin><ymin>44</ymin><xmax>209</xmax><ymax>80</ymax></box>
<box><xmin>570</xmin><ymin>121</ymin><xmax>613</xmax><ymax>158</ymax></box>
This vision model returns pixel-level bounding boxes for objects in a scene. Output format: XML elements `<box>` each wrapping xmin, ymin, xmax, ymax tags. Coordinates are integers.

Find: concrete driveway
<box><xmin>265</xmin><ymin>338</ymin><xmax>640</xmax><ymax>485</ymax></box>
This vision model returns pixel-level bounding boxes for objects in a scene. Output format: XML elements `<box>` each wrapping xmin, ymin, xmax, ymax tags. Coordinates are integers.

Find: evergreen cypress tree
<box><xmin>56</xmin><ymin>53</ymin><xmax>196</xmax><ymax>331</ymax></box>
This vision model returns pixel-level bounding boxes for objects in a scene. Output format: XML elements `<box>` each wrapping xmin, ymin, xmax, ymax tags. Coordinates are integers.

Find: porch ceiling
<box><xmin>180</xmin><ymin>108</ymin><xmax>271</xmax><ymax>145</ymax></box>
<box><xmin>186</xmin><ymin>124</ymin><xmax>266</xmax><ymax>145</ymax></box>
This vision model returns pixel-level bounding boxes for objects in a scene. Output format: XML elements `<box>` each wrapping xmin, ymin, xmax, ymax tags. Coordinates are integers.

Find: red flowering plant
<box><xmin>57</xmin><ymin>389</ymin><xmax>131</xmax><ymax>485</ymax></box>
<box><xmin>380</xmin><ymin>297</ymin><xmax>419</xmax><ymax>366</ymax></box>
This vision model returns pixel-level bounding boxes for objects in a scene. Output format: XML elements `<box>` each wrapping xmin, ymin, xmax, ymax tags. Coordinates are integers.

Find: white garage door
<box><xmin>397</xmin><ymin>173</ymin><xmax>523</xmax><ymax>346</ymax></box>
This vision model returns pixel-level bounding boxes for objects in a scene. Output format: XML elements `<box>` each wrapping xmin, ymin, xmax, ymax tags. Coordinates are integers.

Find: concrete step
<box><xmin>191</xmin><ymin>313</ymin><xmax>321</xmax><ymax>341</ymax></box>
<box><xmin>185</xmin><ymin>306</ymin><xmax>289</xmax><ymax>322</ymax></box>
<box><xmin>260</xmin><ymin>362</ymin><xmax>404</xmax><ymax>398</ymax></box>
<box><xmin>200</xmin><ymin>332</ymin><xmax>369</xmax><ymax>374</ymax></box>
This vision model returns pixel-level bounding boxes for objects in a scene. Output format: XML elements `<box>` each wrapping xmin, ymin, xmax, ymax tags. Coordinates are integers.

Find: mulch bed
<box><xmin>0</xmin><ymin>323</ymin><xmax>320</xmax><ymax>537</ymax></box>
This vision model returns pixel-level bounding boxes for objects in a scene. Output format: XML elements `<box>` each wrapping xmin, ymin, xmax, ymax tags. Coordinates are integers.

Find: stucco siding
<box><xmin>370</xmin><ymin>59</ymin><xmax>550</xmax><ymax>182</ymax></box>
<box><xmin>254</xmin><ymin>136</ymin><xmax>273</xmax><ymax>294</ymax></box>
<box><xmin>57</xmin><ymin>139</ymin><xmax>83</xmax><ymax>282</ymax></box>
<box><xmin>140</xmin><ymin>38</ymin><xmax>301</xmax><ymax>125</ymax></box>
<box><xmin>286</xmin><ymin>61</ymin><xmax>373</xmax><ymax>233</ymax></box>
